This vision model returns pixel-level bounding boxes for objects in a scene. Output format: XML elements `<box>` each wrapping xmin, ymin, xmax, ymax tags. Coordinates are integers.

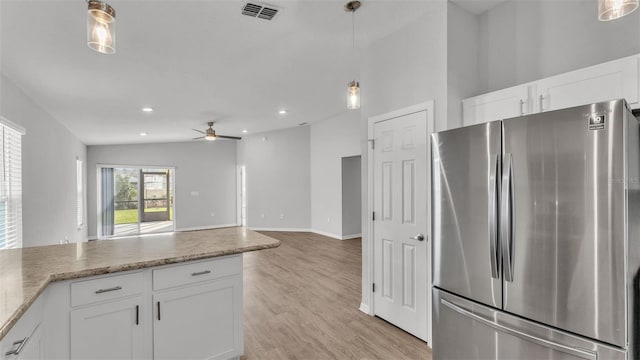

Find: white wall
<box><xmin>310</xmin><ymin>111</ymin><xmax>361</xmax><ymax>238</ymax></box>
<box><xmin>87</xmin><ymin>141</ymin><xmax>237</xmax><ymax>237</ymax></box>
<box><xmin>478</xmin><ymin>0</ymin><xmax>640</xmax><ymax>93</ymax></box>
<box><xmin>359</xmin><ymin>0</ymin><xmax>448</xmax><ymax>311</ymax></box>
<box><xmin>0</xmin><ymin>74</ymin><xmax>88</xmax><ymax>247</ymax></box>
<box><xmin>341</xmin><ymin>156</ymin><xmax>361</xmax><ymax>237</ymax></box>
<box><xmin>447</xmin><ymin>1</ymin><xmax>481</xmax><ymax>129</ymax></box>
<box><xmin>237</xmin><ymin>126</ymin><xmax>311</xmax><ymax>230</ymax></box>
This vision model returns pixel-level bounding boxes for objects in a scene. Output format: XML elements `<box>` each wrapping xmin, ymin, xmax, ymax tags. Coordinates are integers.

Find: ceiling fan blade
<box><xmin>193</xmin><ymin>136</ymin><xmax>205</xmax><ymax>140</ymax></box>
<box><xmin>192</xmin><ymin>129</ymin><xmax>206</xmax><ymax>134</ymax></box>
<box><xmin>216</xmin><ymin>135</ymin><xmax>242</xmax><ymax>140</ymax></box>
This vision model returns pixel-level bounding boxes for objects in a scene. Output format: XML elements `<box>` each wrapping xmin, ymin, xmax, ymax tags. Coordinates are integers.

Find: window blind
<box><xmin>0</xmin><ymin>118</ymin><xmax>24</xmax><ymax>250</ymax></box>
<box><xmin>77</xmin><ymin>159</ymin><xmax>84</xmax><ymax>228</ymax></box>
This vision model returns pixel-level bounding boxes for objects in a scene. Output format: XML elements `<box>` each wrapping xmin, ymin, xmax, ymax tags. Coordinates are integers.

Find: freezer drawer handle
<box><xmin>501</xmin><ymin>153</ymin><xmax>515</xmax><ymax>282</ymax></box>
<box><xmin>441</xmin><ymin>299</ymin><xmax>597</xmax><ymax>360</ymax></box>
<box><xmin>489</xmin><ymin>154</ymin><xmax>500</xmax><ymax>279</ymax></box>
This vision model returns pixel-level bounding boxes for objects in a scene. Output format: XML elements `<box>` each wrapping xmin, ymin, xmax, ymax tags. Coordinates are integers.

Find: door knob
<box><xmin>409</xmin><ymin>233</ymin><xmax>425</xmax><ymax>241</ymax></box>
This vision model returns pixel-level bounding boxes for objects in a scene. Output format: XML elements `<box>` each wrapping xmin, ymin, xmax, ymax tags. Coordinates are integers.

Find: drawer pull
<box><xmin>157</xmin><ymin>301</ymin><xmax>161</xmax><ymax>321</ymax></box>
<box><xmin>191</xmin><ymin>270</ymin><xmax>212</xmax><ymax>277</ymax></box>
<box><xmin>5</xmin><ymin>337</ymin><xmax>28</xmax><ymax>356</ymax></box>
<box><xmin>95</xmin><ymin>286</ymin><xmax>123</xmax><ymax>294</ymax></box>
<box><xmin>135</xmin><ymin>305</ymin><xmax>139</xmax><ymax>325</ymax></box>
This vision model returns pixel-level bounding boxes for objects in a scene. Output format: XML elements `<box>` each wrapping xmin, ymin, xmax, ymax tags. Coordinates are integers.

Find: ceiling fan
<box><xmin>192</xmin><ymin>122</ymin><xmax>241</xmax><ymax>141</ymax></box>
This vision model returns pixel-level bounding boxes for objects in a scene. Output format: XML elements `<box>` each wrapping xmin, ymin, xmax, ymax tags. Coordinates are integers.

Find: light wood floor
<box><xmin>242</xmin><ymin>231</ymin><xmax>432</xmax><ymax>360</ymax></box>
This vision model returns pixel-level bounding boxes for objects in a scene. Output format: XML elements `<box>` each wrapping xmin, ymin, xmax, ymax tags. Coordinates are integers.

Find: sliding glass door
<box><xmin>99</xmin><ymin>166</ymin><xmax>174</xmax><ymax>238</ymax></box>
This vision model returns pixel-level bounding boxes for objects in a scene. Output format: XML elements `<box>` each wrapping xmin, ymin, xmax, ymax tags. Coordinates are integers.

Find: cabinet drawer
<box><xmin>71</xmin><ymin>272</ymin><xmax>144</xmax><ymax>307</ymax></box>
<box><xmin>153</xmin><ymin>256</ymin><xmax>241</xmax><ymax>291</ymax></box>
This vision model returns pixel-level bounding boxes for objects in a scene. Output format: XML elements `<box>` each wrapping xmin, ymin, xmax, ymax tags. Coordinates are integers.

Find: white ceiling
<box><xmin>0</xmin><ymin>0</ymin><xmax>493</xmax><ymax>145</ymax></box>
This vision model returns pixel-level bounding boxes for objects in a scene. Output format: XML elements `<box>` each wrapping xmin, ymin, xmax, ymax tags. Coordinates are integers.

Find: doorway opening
<box><xmin>341</xmin><ymin>156</ymin><xmax>362</xmax><ymax>238</ymax></box>
<box><xmin>98</xmin><ymin>166</ymin><xmax>175</xmax><ymax>238</ymax></box>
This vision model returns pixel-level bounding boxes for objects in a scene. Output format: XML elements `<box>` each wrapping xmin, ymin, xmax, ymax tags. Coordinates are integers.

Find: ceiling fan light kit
<box><xmin>87</xmin><ymin>0</ymin><xmax>116</xmax><ymax>54</ymax></box>
<box><xmin>345</xmin><ymin>0</ymin><xmax>361</xmax><ymax>110</ymax></box>
<box><xmin>192</xmin><ymin>122</ymin><xmax>242</xmax><ymax>141</ymax></box>
<box><xmin>598</xmin><ymin>0</ymin><xmax>639</xmax><ymax>20</ymax></box>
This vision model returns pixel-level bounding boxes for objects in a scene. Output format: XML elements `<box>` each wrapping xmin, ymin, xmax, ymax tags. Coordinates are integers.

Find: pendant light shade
<box><xmin>345</xmin><ymin>1</ymin><xmax>361</xmax><ymax>110</ymax></box>
<box><xmin>598</xmin><ymin>0</ymin><xmax>639</xmax><ymax>21</ymax></box>
<box><xmin>347</xmin><ymin>80</ymin><xmax>360</xmax><ymax>110</ymax></box>
<box><xmin>87</xmin><ymin>0</ymin><xmax>116</xmax><ymax>54</ymax></box>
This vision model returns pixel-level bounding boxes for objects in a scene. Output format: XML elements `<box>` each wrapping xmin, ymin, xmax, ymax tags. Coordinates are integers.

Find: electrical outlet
<box><xmin>211</xmin><ymin>212</ymin><xmax>215</xmax><ymax>217</ymax></box>
<box><xmin>327</xmin><ymin>217</ymin><xmax>331</xmax><ymax>223</ymax></box>
<box><xmin>280</xmin><ymin>213</ymin><xmax>284</xmax><ymax>220</ymax></box>
<box><xmin>190</xmin><ymin>191</ymin><xmax>199</xmax><ymax>197</ymax></box>
<box><xmin>260</xmin><ymin>213</ymin><xmax>265</xmax><ymax>219</ymax></box>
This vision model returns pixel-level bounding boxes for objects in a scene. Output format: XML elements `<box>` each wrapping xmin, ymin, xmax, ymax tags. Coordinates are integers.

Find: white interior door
<box><xmin>372</xmin><ymin>108</ymin><xmax>431</xmax><ymax>342</ymax></box>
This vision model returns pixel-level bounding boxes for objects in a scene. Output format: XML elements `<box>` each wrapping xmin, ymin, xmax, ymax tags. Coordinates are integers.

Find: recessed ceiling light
<box><xmin>242</xmin><ymin>130</ymin><xmax>248</xmax><ymax>133</ymax></box>
<box><xmin>139</xmin><ymin>132</ymin><xmax>148</xmax><ymax>136</ymax></box>
<box><xmin>279</xmin><ymin>109</ymin><xmax>287</xmax><ymax>115</ymax></box>
<box><xmin>141</xmin><ymin>107</ymin><xmax>154</xmax><ymax>113</ymax></box>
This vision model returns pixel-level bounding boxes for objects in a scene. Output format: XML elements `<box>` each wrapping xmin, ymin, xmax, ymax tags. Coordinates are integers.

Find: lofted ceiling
<box><xmin>0</xmin><ymin>0</ymin><xmax>496</xmax><ymax>145</ymax></box>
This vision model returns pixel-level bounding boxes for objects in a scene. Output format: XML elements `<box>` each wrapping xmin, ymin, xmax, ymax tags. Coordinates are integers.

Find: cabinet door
<box><xmin>536</xmin><ymin>55</ymin><xmax>639</xmax><ymax>112</ymax></box>
<box><xmin>70</xmin><ymin>296</ymin><xmax>149</xmax><ymax>360</ymax></box>
<box><xmin>153</xmin><ymin>276</ymin><xmax>243</xmax><ymax>360</ymax></box>
<box><xmin>463</xmin><ymin>84</ymin><xmax>530</xmax><ymax>126</ymax></box>
<box><xmin>14</xmin><ymin>324</ymin><xmax>43</xmax><ymax>360</ymax></box>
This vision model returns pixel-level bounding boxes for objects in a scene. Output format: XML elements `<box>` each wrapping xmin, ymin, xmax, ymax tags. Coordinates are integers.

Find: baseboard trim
<box><xmin>310</xmin><ymin>229</ymin><xmax>362</xmax><ymax>240</ymax></box>
<box><xmin>310</xmin><ymin>229</ymin><xmax>342</xmax><ymax>239</ymax></box>
<box><xmin>359</xmin><ymin>302</ymin><xmax>371</xmax><ymax>315</ymax></box>
<box><xmin>249</xmin><ymin>227</ymin><xmax>312</xmax><ymax>232</ymax></box>
<box><xmin>341</xmin><ymin>233</ymin><xmax>362</xmax><ymax>240</ymax></box>
<box><xmin>176</xmin><ymin>224</ymin><xmax>239</xmax><ymax>232</ymax></box>
<box><xmin>87</xmin><ymin>236</ymin><xmax>98</xmax><ymax>241</ymax></box>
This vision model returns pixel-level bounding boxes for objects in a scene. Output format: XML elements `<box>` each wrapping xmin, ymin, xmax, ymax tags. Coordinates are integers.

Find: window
<box><xmin>77</xmin><ymin>158</ymin><xmax>84</xmax><ymax>229</ymax></box>
<box><xmin>0</xmin><ymin>117</ymin><xmax>25</xmax><ymax>250</ymax></box>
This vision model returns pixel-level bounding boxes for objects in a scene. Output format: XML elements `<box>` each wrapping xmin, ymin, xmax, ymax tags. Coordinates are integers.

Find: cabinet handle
<box><xmin>191</xmin><ymin>270</ymin><xmax>212</xmax><ymax>277</ymax></box>
<box><xmin>539</xmin><ymin>94</ymin><xmax>545</xmax><ymax>112</ymax></box>
<box><xmin>135</xmin><ymin>305</ymin><xmax>139</xmax><ymax>325</ymax></box>
<box><xmin>519</xmin><ymin>99</ymin><xmax>525</xmax><ymax>116</ymax></box>
<box><xmin>157</xmin><ymin>301</ymin><xmax>161</xmax><ymax>321</ymax></box>
<box><xmin>5</xmin><ymin>337</ymin><xmax>28</xmax><ymax>356</ymax></box>
<box><xmin>95</xmin><ymin>286</ymin><xmax>122</xmax><ymax>294</ymax></box>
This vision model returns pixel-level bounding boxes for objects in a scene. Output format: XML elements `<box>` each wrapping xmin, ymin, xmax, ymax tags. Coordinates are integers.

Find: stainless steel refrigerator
<box><xmin>431</xmin><ymin>99</ymin><xmax>640</xmax><ymax>359</ymax></box>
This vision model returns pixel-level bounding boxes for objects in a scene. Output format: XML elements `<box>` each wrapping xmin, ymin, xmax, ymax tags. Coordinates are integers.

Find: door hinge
<box><xmin>372</xmin><ymin>211</ymin><xmax>376</xmax><ymax>221</ymax></box>
<box><xmin>368</xmin><ymin>138</ymin><xmax>375</xmax><ymax>149</ymax></box>
<box><xmin>372</xmin><ymin>283</ymin><xmax>376</xmax><ymax>293</ymax></box>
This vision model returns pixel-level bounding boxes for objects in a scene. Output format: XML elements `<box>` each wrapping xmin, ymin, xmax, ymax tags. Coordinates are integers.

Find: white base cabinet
<box><xmin>70</xmin><ymin>296</ymin><xmax>149</xmax><ymax>360</ymax></box>
<box><xmin>1</xmin><ymin>295</ymin><xmax>44</xmax><ymax>360</ymax></box>
<box><xmin>463</xmin><ymin>54</ymin><xmax>640</xmax><ymax>126</ymax></box>
<box><xmin>3</xmin><ymin>254</ymin><xmax>243</xmax><ymax>360</ymax></box>
<box><xmin>153</xmin><ymin>277</ymin><xmax>242</xmax><ymax>360</ymax></box>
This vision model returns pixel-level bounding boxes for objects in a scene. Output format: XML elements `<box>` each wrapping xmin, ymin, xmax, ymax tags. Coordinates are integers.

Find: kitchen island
<box><xmin>0</xmin><ymin>227</ymin><xmax>280</xmax><ymax>359</ymax></box>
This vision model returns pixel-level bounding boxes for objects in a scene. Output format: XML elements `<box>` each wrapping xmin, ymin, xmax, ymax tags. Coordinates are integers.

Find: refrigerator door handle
<box><xmin>441</xmin><ymin>299</ymin><xmax>597</xmax><ymax>360</ymax></box>
<box><xmin>501</xmin><ymin>153</ymin><xmax>515</xmax><ymax>282</ymax></box>
<box><xmin>489</xmin><ymin>154</ymin><xmax>500</xmax><ymax>279</ymax></box>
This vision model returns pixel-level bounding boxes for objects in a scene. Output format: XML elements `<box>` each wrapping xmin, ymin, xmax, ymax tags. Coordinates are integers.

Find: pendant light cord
<box><xmin>352</xmin><ymin>9</ymin><xmax>356</xmax><ymax>80</ymax></box>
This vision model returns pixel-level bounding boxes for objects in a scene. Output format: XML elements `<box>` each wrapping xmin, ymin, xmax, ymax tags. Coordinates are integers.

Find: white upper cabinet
<box><xmin>463</xmin><ymin>54</ymin><xmax>640</xmax><ymax>126</ymax></box>
<box><xmin>463</xmin><ymin>84</ymin><xmax>532</xmax><ymax>126</ymax></box>
<box><xmin>536</xmin><ymin>55</ymin><xmax>639</xmax><ymax>112</ymax></box>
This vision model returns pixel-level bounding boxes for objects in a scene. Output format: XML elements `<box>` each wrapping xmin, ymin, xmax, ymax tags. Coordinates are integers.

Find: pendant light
<box><xmin>87</xmin><ymin>0</ymin><xmax>116</xmax><ymax>54</ymax></box>
<box><xmin>345</xmin><ymin>1</ymin><xmax>361</xmax><ymax>110</ymax></box>
<box><xmin>598</xmin><ymin>0</ymin><xmax>638</xmax><ymax>21</ymax></box>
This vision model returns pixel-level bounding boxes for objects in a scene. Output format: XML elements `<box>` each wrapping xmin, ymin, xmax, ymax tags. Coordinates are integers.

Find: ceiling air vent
<box><xmin>241</xmin><ymin>2</ymin><xmax>280</xmax><ymax>21</ymax></box>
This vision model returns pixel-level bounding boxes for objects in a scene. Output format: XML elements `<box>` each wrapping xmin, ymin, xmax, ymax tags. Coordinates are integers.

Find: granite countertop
<box><xmin>0</xmin><ymin>226</ymin><xmax>280</xmax><ymax>341</ymax></box>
